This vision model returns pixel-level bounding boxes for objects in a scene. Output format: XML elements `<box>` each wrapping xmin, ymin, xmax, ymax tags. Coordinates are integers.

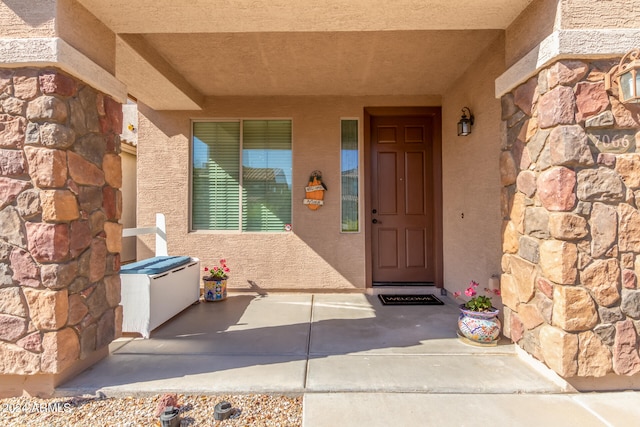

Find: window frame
<box><xmin>189</xmin><ymin>118</ymin><xmax>294</xmax><ymax>234</ymax></box>
<box><xmin>340</xmin><ymin>117</ymin><xmax>361</xmax><ymax>234</ymax></box>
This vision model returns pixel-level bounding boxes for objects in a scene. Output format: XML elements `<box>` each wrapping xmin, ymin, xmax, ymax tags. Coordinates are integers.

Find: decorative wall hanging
<box><xmin>303</xmin><ymin>170</ymin><xmax>327</xmax><ymax>210</ymax></box>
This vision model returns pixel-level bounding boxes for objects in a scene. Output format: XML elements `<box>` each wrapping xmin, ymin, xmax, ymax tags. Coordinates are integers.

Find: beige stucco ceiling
<box><xmin>75</xmin><ymin>0</ymin><xmax>533</xmax><ymax>107</ymax></box>
<box><xmin>140</xmin><ymin>30</ymin><xmax>502</xmax><ymax>97</ymax></box>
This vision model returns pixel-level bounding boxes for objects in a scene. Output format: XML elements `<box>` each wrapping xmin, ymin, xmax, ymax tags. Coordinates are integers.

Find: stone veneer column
<box><xmin>0</xmin><ymin>68</ymin><xmax>122</xmax><ymax>395</ymax></box>
<box><xmin>500</xmin><ymin>59</ymin><xmax>640</xmax><ymax>379</ymax></box>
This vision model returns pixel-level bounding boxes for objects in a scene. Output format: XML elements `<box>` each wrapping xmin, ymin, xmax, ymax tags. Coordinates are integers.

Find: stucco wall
<box><xmin>0</xmin><ymin>0</ymin><xmax>56</xmax><ymax>38</ymax></box>
<box><xmin>56</xmin><ymin>0</ymin><xmax>116</xmax><ymax>75</ymax></box>
<box><xmin>120</xmin><ymin>147</ymin><xmax>136</xmax><ymax>263</ymax></box>
<box><xmin>560</xmin><ymin>0</ymin><xmax>640</xmax><ymax>30</ymax></box>
<box><xmin>441</xmin><ymin>35</ymin><xmax>505</xmax><ymax>302</ymax></box>
<box><xmin>137</xmin><ymin>95</ymin><xmax>440</xmax><ymax>291</ymax></box>
<box><xmin>505</xmin><ymin>0</ymin><xmax>560</xmax><ymax>68</ymax></box>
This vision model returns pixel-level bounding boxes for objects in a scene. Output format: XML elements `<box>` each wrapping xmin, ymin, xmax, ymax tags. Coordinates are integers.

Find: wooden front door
<box><xmin>371</xmin><ymin>115</ymin><xmax>436</xmax><ymax>283</ymax></box>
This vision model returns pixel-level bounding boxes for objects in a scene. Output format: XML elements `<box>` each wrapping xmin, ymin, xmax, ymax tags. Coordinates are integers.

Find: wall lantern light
<box><xmin>457</xmin><ymin>107</ymin><xmax>474</xmax><ymax>136</ymax></box>
<box><xmin>605</xmin><ymin>48</ymin><xmax>640</xmax><ymax>104</ymax></box>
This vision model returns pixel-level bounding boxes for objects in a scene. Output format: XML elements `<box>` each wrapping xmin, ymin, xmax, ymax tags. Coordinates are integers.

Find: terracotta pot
<box><xmin>203</xmin><ymin>277</ymin><xmax>228</xmax><ymax>302</ymax></box>
<box><xmin>457</xmin><ymin>304</ymin><xmax>501</xmax><ymax>344</ymax></box>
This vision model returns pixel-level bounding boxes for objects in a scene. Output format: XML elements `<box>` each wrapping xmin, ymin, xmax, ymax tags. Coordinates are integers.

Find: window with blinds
<box><xmin>341</xmin><ymin>119</ymin><xmax>359</xmax><ymax>232</ymax></box>
<box><xmin>192</xmin><ymin>120</ymin><xmax>292</xmax><ymax>232</ymax></box>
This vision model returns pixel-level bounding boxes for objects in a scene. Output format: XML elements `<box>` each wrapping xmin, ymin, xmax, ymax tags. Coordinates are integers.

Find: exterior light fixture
<box><xmin>605</xmin><ymin>48</ymin><xmax>640</xmax><ymax>104</ymax></box>
<box><xmin>457</xmin><ymin>107</ymin><xmax>474</xmax><ymax>136</ymax></box>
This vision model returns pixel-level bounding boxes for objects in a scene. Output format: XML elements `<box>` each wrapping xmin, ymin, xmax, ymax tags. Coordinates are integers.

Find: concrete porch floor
<box><xmin>57</xmin><ymin>292</ymin><xmax>640</xmax><ymax>426</ymax></box>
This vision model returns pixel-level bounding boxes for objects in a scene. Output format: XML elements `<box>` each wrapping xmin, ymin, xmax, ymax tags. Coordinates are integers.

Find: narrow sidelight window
<box><xmin>341</xmin><ymin>119</ymin><xmax>359</xmax><ymax>232</ymax></box>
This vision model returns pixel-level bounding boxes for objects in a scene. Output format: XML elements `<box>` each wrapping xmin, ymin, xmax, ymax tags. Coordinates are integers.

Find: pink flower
<box><xmin>494</xmin><ymin>289</ymin><xmax>501</xmax><ymax>296</ymax></box>
<box><xmin>213</xmin><ymin>266</ymin><xmax>219</xmax><ymax>271</ymax></box>
<box><xmin>464</xmin><ymin>287</ymin><xmax>476</xmax><ymax>297</ymax></box>
<box><xmin>453</xmin><ymin>291</ymin><xmax>461</xmax><ymax>298</ymax></box>
<box><xmin>470</xmin><ymin>280</ymin><xmax>479</xmax><ymax>288</ymax></box>
<box><xmin>223</xmin><ymin>267</ymin><xmax>230</xmax><ymax>273</ymax></box>
<box><xmin>220</xmin><ymin>259</ymin><xmax>227</xmax><ymax>265</ymax></box>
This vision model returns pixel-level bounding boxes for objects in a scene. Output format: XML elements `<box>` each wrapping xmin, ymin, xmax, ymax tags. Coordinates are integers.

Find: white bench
<box><xmin>121</xmin><ymin>213</ymin><xmax>200</xmax><ymax>338</ymax></box>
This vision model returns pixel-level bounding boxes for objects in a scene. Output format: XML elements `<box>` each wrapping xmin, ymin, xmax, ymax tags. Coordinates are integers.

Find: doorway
<box><xmin>364</xmin><ymin>107</ymin><xmax>443</xmax><ymax>287</ymax></box>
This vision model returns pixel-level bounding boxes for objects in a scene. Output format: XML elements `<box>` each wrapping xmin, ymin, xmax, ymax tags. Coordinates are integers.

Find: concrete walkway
<box><xmin>57</xmin><ymin>292</ymin><xmax>640</xmax><ymax>426</ymax></box>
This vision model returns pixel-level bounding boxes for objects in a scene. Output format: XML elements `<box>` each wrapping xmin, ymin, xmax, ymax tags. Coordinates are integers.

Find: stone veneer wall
<box><xmin>500</xmin><ymin>59</ymin><xmax>640</xmax><ymax>379</ymax></box>
<box><xmin>0</xmin><ymin>68</ymin><xmax>122</xmax><ymax>381</ymax></box>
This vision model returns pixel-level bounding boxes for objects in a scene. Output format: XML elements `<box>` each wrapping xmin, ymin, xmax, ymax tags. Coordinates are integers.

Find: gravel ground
<box><xmin>0</xmin><ymin>394</ymin><xmax>302</xmax><ymax>426</ymax></box>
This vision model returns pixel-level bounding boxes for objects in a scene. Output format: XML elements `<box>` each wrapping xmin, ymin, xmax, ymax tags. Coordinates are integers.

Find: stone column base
<box><xmin>0</xmin><ymin>347</ymin><xmax>108</xmax><ymax>398</ymax></box>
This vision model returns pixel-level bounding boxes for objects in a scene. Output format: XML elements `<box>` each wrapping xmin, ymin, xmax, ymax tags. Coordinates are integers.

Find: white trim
<box><xmin>0</xmin><ymin>37</ymin><xmax>127</xmax><ymax>103</ymax></box>
<box><xmin>122</xmin><ymin>213</ymin><xmax>167</xmax><ymax>256</ymax></box>
<box><xmin>495</xmin><ymin>29</ymin><xmax>640</xmax><ymax>98</ymax></box>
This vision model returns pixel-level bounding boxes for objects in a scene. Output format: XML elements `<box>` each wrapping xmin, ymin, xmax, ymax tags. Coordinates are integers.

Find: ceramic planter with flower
<box><xmin>203</xmin><ymin>259</ymin><xmax>230</xmax><ymax>302</ymax></box>
<box><xmin>453</xmin><ymin>280</ymin><xmax>502</xmax><ymax>346</ymax></box>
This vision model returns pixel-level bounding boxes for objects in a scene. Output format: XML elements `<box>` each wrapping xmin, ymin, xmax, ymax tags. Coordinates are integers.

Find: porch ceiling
<box><xmin>76</xmin><ymin>0</ymin><xmax>532</xmax><ymax>108</ymax></box>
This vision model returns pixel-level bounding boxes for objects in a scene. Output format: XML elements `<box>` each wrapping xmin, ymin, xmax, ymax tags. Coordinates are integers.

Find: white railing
<box><xmin>122</xmin><ymin>213</ymin><xmax>168</xmax><ymax>256</ymax></box>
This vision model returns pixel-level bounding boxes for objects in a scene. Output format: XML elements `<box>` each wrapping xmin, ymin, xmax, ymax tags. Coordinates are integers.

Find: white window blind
<box><xmin>192</xmin><ymin>120</ymin><xmax>292</xmax><ymax>232</ymax></box>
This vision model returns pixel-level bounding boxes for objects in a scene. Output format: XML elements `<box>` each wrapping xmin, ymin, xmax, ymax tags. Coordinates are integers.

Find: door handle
<box><xmin>372</xmin><ymin>219</ymin><xmax>378</xmax><ymax>224</ymax></box>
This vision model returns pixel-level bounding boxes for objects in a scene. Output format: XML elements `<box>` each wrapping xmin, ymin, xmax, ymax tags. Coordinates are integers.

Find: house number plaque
<box><xmin>587</xmin><ymin>130</ymin><xmax>636</xmax><ymax>154</ymax></box>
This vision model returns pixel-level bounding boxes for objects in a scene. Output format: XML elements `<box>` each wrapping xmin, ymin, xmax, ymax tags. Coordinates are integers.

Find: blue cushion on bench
<box><xmin>121</xmin><ymin>256</ymin><xmax>192</xmax><ymax>275</ymax></box>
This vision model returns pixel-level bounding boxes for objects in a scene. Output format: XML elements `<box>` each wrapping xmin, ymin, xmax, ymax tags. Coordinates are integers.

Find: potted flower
<box><xmin>203</xmin><ymin>259</ymin><xmax>230</xmax><ymax>302</ymax></box>
<box><xmin>453</xmin><ymin>280</ymin><xmax>502</xmax><ymax>345</ymax></box>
